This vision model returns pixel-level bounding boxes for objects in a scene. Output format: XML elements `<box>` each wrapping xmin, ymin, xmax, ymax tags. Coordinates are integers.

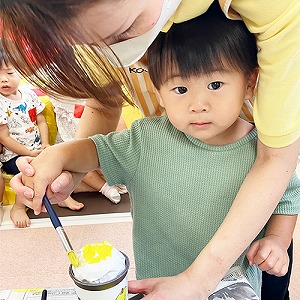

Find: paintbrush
<box><xmin>41</xmin><ymin>289</ymin><xmax>47</xmax><ymax>300</ymax></box>
<box><xmin>42</xmin><ymin>195</ymin><xmax>79</xmax><ymax>267</ymax></box>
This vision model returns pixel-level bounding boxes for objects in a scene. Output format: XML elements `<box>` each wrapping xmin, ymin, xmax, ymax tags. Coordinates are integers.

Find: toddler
<box><xmin>0</xmin><ymin>153</ymin><xmax>4</xmax><ymax>224</ymax></box>
<box><xmin>0</xmin><ymin>41</ymin><xmax>50</xmax><ymax>227</ymax></box>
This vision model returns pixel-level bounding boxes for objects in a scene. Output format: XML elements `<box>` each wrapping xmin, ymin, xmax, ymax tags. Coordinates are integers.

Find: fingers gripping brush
<box><xmin>42</xmin><ymin>195</ymin><xmax>79</xmax><ymax>267</ymax></box>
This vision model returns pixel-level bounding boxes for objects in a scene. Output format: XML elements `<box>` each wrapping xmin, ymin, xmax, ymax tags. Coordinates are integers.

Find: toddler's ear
<box><xmin>245</xmin><ymin>68</ymin><xmax>259</xmax><ymax>99</ymax></box>
<box><xmin>153</xmin><ymin>87</ymin><xmax>165</xmax><ymax>108</ymax></box>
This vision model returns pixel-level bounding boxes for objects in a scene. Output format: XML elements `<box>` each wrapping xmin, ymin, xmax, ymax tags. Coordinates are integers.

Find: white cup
<box><xmin>69</xmin><ymin>252</ymin><xmax>130</xmax><ymax>300</ymax></box>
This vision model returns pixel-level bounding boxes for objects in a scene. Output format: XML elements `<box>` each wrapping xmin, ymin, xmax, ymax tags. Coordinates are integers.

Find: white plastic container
<box><xmin>69</xmin><ymin>252</ymin><xmax>130</xmax><ymax>300</ymax></box>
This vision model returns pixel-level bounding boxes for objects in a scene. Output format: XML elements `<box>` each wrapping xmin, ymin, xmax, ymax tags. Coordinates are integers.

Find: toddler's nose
<box><xmin>1</xmin><ymin>76</ymin><xmax>8</xmax><ymax>82</ymax></box>
<box><xmin>190</xmin><ymin>97</ymin><xmax>210</xmax><ymax>112</ymax></box>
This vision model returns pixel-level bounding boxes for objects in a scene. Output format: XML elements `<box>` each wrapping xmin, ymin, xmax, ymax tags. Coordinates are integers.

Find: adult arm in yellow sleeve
<box><xmin>227</xmin><ymin>0</ymin><xmax>300</xmax><ymax>147</ymax></box>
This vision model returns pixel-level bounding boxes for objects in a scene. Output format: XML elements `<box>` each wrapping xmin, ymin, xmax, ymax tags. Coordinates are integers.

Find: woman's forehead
<box><xmin>76</xmin><ymin>0</ymin><xmax>142</xmax><ymax>39</ymax></box>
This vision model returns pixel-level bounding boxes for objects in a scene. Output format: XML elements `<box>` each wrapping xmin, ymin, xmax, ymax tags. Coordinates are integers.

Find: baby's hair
<box><xmin>0</xmin><ymin>0</ymin><xmax>134</xmax><ymax>108</ymax></box>
<box><xmin>148</xmin><ymin>1</ymin><xmax>258</xmax><ymax>90</ymax></box>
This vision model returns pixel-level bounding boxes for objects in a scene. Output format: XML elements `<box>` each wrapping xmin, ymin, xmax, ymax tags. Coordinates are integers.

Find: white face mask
<box><xmin>106</xmin><ymin>0</ymin><xmax>182</xmax><ymax>67</ymax></box>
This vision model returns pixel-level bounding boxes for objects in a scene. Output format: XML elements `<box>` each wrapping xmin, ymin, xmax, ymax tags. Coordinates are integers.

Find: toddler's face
<box><xmin>0</xmin><ymin>62</ymin><xmax>21</xmax><ymax>97</ymax></box>
<box><xmin>158</xmin><ymin>67</ymin><xmax>256</xmax><ymax>146</ymax></box>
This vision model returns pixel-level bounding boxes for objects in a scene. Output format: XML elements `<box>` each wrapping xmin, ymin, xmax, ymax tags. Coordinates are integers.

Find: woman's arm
<box><xmin>171</xmin><ymin>2</ymin><xmax>300</xmax><ymax>296</ymax></box>
<box><xmin>186</xmin><ymin>139</ymin><xmax>300</xmax><ymax>293</ymax></box>
<box><xmin>75</xmin><ymin>98</ymin><xmax>122</xmax><ymax>138</ymax></box>
<box><xmin>9</xmin><ymin>99</ymin><xmax>123</xmax><ymax>207</ymax></box>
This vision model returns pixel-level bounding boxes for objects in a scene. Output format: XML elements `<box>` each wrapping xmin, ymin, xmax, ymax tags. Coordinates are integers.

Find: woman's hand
<box><xmin>128</xmin><ymin>272</ymin><xmax>207</xmax><ymax>300</ymax></box>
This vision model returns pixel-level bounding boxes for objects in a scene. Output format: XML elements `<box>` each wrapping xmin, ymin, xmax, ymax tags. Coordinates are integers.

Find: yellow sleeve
<box><xmin>162</xmin><ymin>0</ymin><xmax>214</xmax><ymax>32</ymax></box>
<box><xmin>226</xmin><ymin>0</ymin><xmax>300</xmax><ymax>148</ymax></box>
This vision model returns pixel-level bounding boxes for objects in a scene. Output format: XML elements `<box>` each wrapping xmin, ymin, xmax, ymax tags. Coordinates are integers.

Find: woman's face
<box><xmin>76</xmin><ymin>0</ymin><xmax>164</xmax><ymax>45</ymax></box>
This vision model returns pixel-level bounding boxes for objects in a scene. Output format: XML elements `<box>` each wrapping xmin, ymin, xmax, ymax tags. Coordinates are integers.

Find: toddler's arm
<box><xmin>36</xmin><ymin>113</ymin><xmax>50</xmax><ymax>149</ymax></box>
<box><xmin>0</xmin><ymin>124</ymin><xmax>40</xmax><ymax>156</ymax></box>
<box><xmin>246</xmin><ymin>214</ymin><xmax>297</xmax><ymax>276</ymax></box>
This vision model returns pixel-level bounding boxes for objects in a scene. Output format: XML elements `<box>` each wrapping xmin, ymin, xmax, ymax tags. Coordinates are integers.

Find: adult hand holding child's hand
<box><xmin>10</xmin><ymin>149</ymin><xmax>86</xmax><ymax>215</ymax></box>
<box><xmin>14</xmin><ymin>148</ymin><xmax>64</xmax><ymax>215</ymax></box>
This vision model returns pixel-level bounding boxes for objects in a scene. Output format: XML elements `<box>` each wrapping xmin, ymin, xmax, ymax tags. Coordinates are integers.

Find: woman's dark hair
<box><xmin>0</xmin><ymin>0</ymin><xmax>133</xmax><ymax>108</ymax></box>
<box><xmin>0</xmin><ymin>39</ymin><xmax>10</xmax><ymax>66</ymax></box>
<box><xmin>148</xmin><ymin>1</ymin><xmax>258</xmax><ymax>90</ymax></box>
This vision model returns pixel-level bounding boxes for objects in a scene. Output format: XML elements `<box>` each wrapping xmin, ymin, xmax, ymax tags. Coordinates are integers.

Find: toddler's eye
<box><xmin>208</xmin><ymin>82</ymin><xmax>223</xmax><ymax>90</ymax></box>
<box><xmin>174</xmin><ymin>86</ymin><xmax>188</xmax><ymax>94</ymax></box>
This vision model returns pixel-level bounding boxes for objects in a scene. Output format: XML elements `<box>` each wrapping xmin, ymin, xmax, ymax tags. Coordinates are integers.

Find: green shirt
<box><xmin>91</xmin><ymin>116</ymin><xmax>300</xmax><ymax>296</ymax></box>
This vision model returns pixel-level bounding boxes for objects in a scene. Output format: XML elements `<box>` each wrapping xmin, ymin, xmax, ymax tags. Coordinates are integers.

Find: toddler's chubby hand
<box><xmin>246</xmin><ymin>235</ymin><xmax>289</xmax><ymax>276</ymax></box>
<box><xmin>40</xmin><ymin>143</ymin><xmax>51</xmax><ymax>150</ymax></box>
<box><xmin>30</xmin><ymin>149</ymin><xmax>42</xmax><ymax>157</ymax></box>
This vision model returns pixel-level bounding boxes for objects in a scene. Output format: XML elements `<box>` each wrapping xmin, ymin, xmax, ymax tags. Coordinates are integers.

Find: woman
<box><xmin>1</xmin><ymin>1</ymin><xmax>299</xmax><ymax>299</ymax></box>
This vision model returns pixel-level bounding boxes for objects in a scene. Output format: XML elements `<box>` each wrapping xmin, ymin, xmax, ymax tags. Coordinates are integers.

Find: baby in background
<box><xmin>0</xmin><ymin>40</ymin><xmax>50</xmax><ymax>227</ymax></box>
<box><xmin>0</xmin><ymin>148</ymin><xmax>4</xmax><ymax>224</ymax></box>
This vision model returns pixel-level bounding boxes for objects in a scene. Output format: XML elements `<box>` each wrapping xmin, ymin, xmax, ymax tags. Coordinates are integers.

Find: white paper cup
<box><xmin>69</xmin><ymin>252</ymin><xmax>130</xmax><ymax>300</ymax></box>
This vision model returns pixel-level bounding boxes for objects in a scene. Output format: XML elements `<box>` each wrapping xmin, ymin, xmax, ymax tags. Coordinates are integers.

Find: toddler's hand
<box><xmin>40</xmin><ymin>143</ymin><xmax>51</xmax><ymax>150</ymax></box>
<box><xmin>246</xmin><ymin>235</ymin><xmax>289</xmax><ymax>276</ymax></box>
<box><xmin>30</xmin><ymin>149</ymin><xmax>42</xmax><ymax>156</ymax></box>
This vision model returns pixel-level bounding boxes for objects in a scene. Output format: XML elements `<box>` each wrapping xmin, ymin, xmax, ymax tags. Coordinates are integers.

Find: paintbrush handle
<box><xmin>42</xmin><ymin>195</ymin><xmax>62</xmax><ymax>228</ymax></box>
<box><xmin>42</xmin><ymin>195</ymin><xmax>72</xmax><ymax>250</ymax></box>
<box><xmin>42</xmin><ymin>195</ymin><xmax>78</xmax><ymax>266</ymax></box>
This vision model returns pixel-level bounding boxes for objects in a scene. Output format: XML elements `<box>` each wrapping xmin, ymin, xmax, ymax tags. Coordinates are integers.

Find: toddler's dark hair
<box><xmin>148</xmin><ymin>1</ymin><xmax>258</xmax><ymax>90</ymax></box>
